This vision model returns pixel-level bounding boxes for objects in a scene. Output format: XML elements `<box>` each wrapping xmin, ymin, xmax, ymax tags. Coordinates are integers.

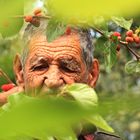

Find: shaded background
<box><xmin>0</xmin><ymin>0</ymin><xmax>140</xmax><ymax>140</ymax></box>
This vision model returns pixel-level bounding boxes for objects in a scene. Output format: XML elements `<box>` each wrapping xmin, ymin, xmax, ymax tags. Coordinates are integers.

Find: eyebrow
<box><xmin>29</xmin><ymin>55</ymin><xmax>49</xmax><ymax>67</ymax></box>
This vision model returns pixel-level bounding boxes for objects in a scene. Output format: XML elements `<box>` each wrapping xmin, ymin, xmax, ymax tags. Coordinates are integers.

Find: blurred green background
<box><xmin>0</xmin><ymin>0</ymin><xmax>140</xmax><ymax>140</ymax></box>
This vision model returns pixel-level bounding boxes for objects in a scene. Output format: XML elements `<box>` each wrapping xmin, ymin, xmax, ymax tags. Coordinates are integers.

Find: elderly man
<box><xmin>0</xmin><ymin>19</ymin><xmax>121</xmax><ymax>140</ymax></box>
<box><xmin>0</xmin><ymin>20</ymin><xmax>99</xmax><ymax>103</ymax></box>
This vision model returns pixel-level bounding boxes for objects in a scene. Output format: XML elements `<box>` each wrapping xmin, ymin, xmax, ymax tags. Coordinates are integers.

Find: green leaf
<box><xmin>0</xmin><ymin>84</ymin><xmax>115</xmax><ymax>139</ymax></box>
<box><xmin>104</xmin><ymin>40</ymin><xmax>117</xmax><ymax>71</ymax></box>
<box><xmin>0</xmin><ymin>92</ymin><xmax>93</xmax><ymax>139</ymax></box>
<box><xmin>125</xmin><ymin>60</ymin><xmax>140</xmax><ymax>74</ymax></box>
<box><xmin>46</xmin><ymin>0</ymin><xmax>140</xmax><ymax>24</ymax></box>
<box><xmin>46</xmin><ymin>18</ymin><xmax>66</xmax><ymax>42</ymax></box>
<box><xmin>0</xmin><ymin>0</ymin><xmax>24</xmax><ymax>37</ymax></box>
<box><xmin>87</xmin><ymin>115</ymin><xmax>114</xmax><ymax>133</ymax></box>
<box><xmin>62</xmin><ymin>83</ymin><xmax>98</xmax><ymax>107</ymax></box>
<box><xmin>61</xmin><ymin>84</ymin><xmax>114</xmax><ymax>133</ymax></box>
<box><xmin>95</xmin><ymin>36</ymin><xmax>108</xmax><ymax>52</ymax></box>
<box><xmin>111</xmin><ymin>16</ymin><xmax>133</xmax><ymax>30</ymax></box>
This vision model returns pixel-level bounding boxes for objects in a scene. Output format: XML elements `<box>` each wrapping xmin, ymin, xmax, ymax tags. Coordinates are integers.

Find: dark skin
<box><xmin>0</xmin><ymin>32</ymin><xmax>99</xmax><ymax>105</ymax></box>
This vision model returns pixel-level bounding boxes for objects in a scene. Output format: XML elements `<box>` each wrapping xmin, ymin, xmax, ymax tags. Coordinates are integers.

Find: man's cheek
<box><xmin>75</xmin><ymin>72</ymin><xmax>89</xmax><ymax>83</ymax></box>
<box><xmin>63</xmin><ymin>76</ymin><xmax>75</xmax><ymax>84</ymax></box>
<box><xmin>63</xmin><ymin>73</ymin><xmax>85</xmax><ymax>84</ymax></box>
<box><xmin>25</xmin><ymin>74</ymin><xmax>44</xmax><ymax>89</ymax></box>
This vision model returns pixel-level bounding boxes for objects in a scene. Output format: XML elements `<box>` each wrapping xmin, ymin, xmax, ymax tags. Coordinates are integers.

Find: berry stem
<box><xmin>92</xmin><ymin>27</ymin><xmax>104</xmax><ymax>36</ymax></box>
<box><xmin>0</xmin><ymin>69</ymin><xmax>13</xmax><ymax>83</ymax></box>
<box><xmin>12</xmin><ymin>15</ymin><xmax>51</xmax><ymax>19</ymax></box>
<box><xmin>92</xmin><ymin>27</ymin><xmax>140</xmax><ymax>61</ymax></box>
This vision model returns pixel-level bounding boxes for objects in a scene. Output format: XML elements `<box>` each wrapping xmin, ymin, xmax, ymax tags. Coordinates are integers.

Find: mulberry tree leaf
<box><xmin>46</xmin><ymin>18</ymin><xmax>66</xmax><ymax>42</ymax></box>
<box><xmin>125</xmin><ymin>60</ymin><xmax>140</xmax><ymax>74</ymax></box>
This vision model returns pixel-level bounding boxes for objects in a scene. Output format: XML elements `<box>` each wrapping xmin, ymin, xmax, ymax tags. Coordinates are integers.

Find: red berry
<box><xmin>24</xmin><ymin>15</ymin><xmax>33</xmax><ymax>22</ymax></box>
<box><xmin>65</xmin><ymin>27</ymin><xmax>71</xmax><ymax>35</ymax></box>
<box><xmin>133</xmin><ymin>35</ymin><xmax>140</xmax><ymax>44</ymax></box>
<box><xmin>125</xmin><ymin>36</ymin><xmax>134</xmax><ymax>43</ymax></box>
<box><xmin>1</xmin><ymin>84</ymin><xmax>15</xmax><ymax>92</ymax></box>
<box><xmin>113</xmin><ymin>32</ymin><xmax>121</xmax><ymax>37</ymax></box>
<box><xmin>126</xmin><ymin>30</ymin><xmax>133</xmax><ymax>37</ymax></box>
<box><xmin>34</xmin><ymin>8</ymin><xmax>42</xmax><ymax>16</ymax></box>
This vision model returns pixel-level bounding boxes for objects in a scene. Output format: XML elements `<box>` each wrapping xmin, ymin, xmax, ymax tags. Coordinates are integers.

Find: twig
<box><xmin>92</xmin><ymin>27</ymin><xmax>104</xmax><ymax>36</ymax></box>
<box><xmin>120</xmin><ymin>41</ymin><xmax>140</xmax><ymax>60</ymax></box>
<box><xmin>11</xmin><ymin>15</ymin><xmax>51</xmax><ymax>19</ymax></box>
<box><xmin>0</xmin><ymin>69</ymin><xmax>13</xmax><ymax>83</ymax></box>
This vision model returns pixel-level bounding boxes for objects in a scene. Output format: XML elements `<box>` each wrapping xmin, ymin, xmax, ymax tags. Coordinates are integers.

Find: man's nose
<box><xmin>44</xmin><ymin>65</ymin><xmax>64</xmax><ymax>88</ymax></box>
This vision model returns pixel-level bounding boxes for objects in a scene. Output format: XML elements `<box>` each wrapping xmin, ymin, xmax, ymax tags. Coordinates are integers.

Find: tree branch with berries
<box><xmin>91</xmin><ymin>18</ymin><xmax>140</xmax><ymax>74</ymax></box>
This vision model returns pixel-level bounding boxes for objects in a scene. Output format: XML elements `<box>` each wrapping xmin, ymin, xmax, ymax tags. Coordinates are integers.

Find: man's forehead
<box><xmin>28</xmin><ymin>32</ymin><xmax>81</xmax><ymax>50</ymax></box>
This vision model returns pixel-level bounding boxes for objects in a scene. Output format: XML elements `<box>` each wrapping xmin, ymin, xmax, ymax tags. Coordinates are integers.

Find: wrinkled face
<box><xmin>23</xmin><ymin>32</ymin><xmax>90</xmax><ymax>93</ymax></box>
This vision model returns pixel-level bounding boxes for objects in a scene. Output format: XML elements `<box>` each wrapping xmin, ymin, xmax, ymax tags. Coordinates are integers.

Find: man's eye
<box><xmin>59</xmin><ymin>59</ymin><xmax>81</xmax><ymax>73</ymax></box>
<box><xmin>31</xmin><ymin>64</ymin><xmax>48</xmax><ymax>71</ymax></box>
<box><xmin>61</xmin><ymin>65</ymin><xmax>75</xmax><ymax>73</ymax></box>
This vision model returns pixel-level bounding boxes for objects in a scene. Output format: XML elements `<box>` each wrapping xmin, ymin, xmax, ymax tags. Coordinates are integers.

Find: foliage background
<box><xmin>0</xmin><ymin>0</ymin><xmax>140</xmax><ymax>140</ymax></box>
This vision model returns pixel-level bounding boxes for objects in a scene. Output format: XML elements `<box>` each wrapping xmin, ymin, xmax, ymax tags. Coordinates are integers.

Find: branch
<box><xmin>11</xmin><ymin>15</ymin><xmax>51</xmax><ymax>19</ymax></box>
<box><xmin>0</xmin><ymin>69</ymin><xmax>13</xmax><ymax>83</ymax></box>
<box><xmin>92</xmin><ymin>27</ymin><xmax>104</xmax><ymax>36</ymax></box>
<box><xmin>92</xmin><ymin>27</ymin><xmax>140</xmax><ymax>61</ymax></box>
<box><xmin>120</xmin><ymin>41</ymin><xmax>140</xmax><ymax>60</ymax></box>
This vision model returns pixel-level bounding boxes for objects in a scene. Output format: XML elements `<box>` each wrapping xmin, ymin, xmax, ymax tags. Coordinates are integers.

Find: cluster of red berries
<box><xmin>125</xmin><ymin>30</ymin><xmax>140</xmax><ymax>44</ymax></box>
<box><xmin>24</xmin><ymin>8</ymin><xmax>42</xmax><ymax>27</ymax></box>
<box><xmin>1</xmin><ymin>83</ymin><xmax>15</xmax><ymax>92</ymax></box>
<box><xmin>112</xmin><ymin>32</ymin><xmax>121</xmax><ymax>40</ymax></box>
<box><xmin>110</xmin><ymin>29</ymin><xmax>140</xmax><ymax>58</ymax></box>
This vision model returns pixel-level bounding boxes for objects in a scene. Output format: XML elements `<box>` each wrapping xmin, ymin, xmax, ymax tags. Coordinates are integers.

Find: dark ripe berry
<box><xmin>34</xmin><ymin>8</ymin><xmax>42</xmax><ymax>16</ymax></box>
<box><xmin>1</xmin><ymin>84</ymin><xmax>15</xmax><ymax>92</ymax></box>
<box><xmin>126</xmin><ymin>30</ymin><xmax>133</xmax><ymax>37</ymax></box>
<box><xmin>113</xmin><ymin>32</ymin><xmax>121</xmax><ymax>37</ymax></box>
<box><xmin>116</xmin><ymin>45</ymin><xmax>121</xmax><ymax>51</ymax></box>
<box><xmin>133</xmin><ymin>35</ymin><xmax>140</xmax><ymax>44</ymax></box>
<box><xmin>125</xmin><ymin>36</ymin><xmax>134</xmax><ymax>43</ymax></box>
<box><xmin>24</xmin><ymin>15</ymin><xmax>33</xmax><ymax>22</ymax></box>
<box><xmin>65</xmin><ymin>27</ymin><xmax>71</xmax><ymax>35</ymax></box>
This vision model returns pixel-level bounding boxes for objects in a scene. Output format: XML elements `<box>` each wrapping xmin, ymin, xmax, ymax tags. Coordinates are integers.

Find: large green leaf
<box><xmin>46</xmin><ymin>0</ymin><xmax>140</xmax><ymax>24</ymax></box>
<box><xmin>125</xmin><ymin>60</ymin><xmax>140</xmax><ymax>74</ymax></box>
<box><xmin>62</xmin><ymin>83</ymin><xmax>98</xmax><ymax>107</ymax></box>
<box><xmin>0</xmin><ymin>83</ymin><xmax>114</xmax><ymax>139</ymax></box>
<box><xmin>0</xmin><ymin>93</ymin><xmax>89</xmax><ymax>139</ymax></box>
<box><xmin>111</xmin><ymin>16</ymin><xmax>133</xmax><ymax>30</ymax></box>
<box><xmin>0</xmin><ymin>0</ymin><xmax>24</xmax><ymax>37</ymax></box>
<box><xmin>1</xmin><ymin>84</ymin><xmax>140</xmax><ymax>138</ymax></box>
<box><xmin>59</xmin><ymin>83</ymin><xmax>114</xmax><ymax>132</ymax></box>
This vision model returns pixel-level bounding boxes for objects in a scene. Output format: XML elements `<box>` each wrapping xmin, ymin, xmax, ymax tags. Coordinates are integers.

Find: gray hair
<box><xmin>21</xmin><ymin>19</ymin><xmax>94</xmax><ymax>70</ymax></box>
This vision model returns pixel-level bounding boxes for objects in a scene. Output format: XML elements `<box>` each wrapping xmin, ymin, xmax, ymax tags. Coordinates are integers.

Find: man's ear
<box><xmin>13</xmin><ymin>54</ymin><xmax>24</xmax><ymax>87</ymax></box>
<box><xmin>88</xmin><ymin>59</ymin><xmax>99</xmax><ymax>88</ymax></box>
